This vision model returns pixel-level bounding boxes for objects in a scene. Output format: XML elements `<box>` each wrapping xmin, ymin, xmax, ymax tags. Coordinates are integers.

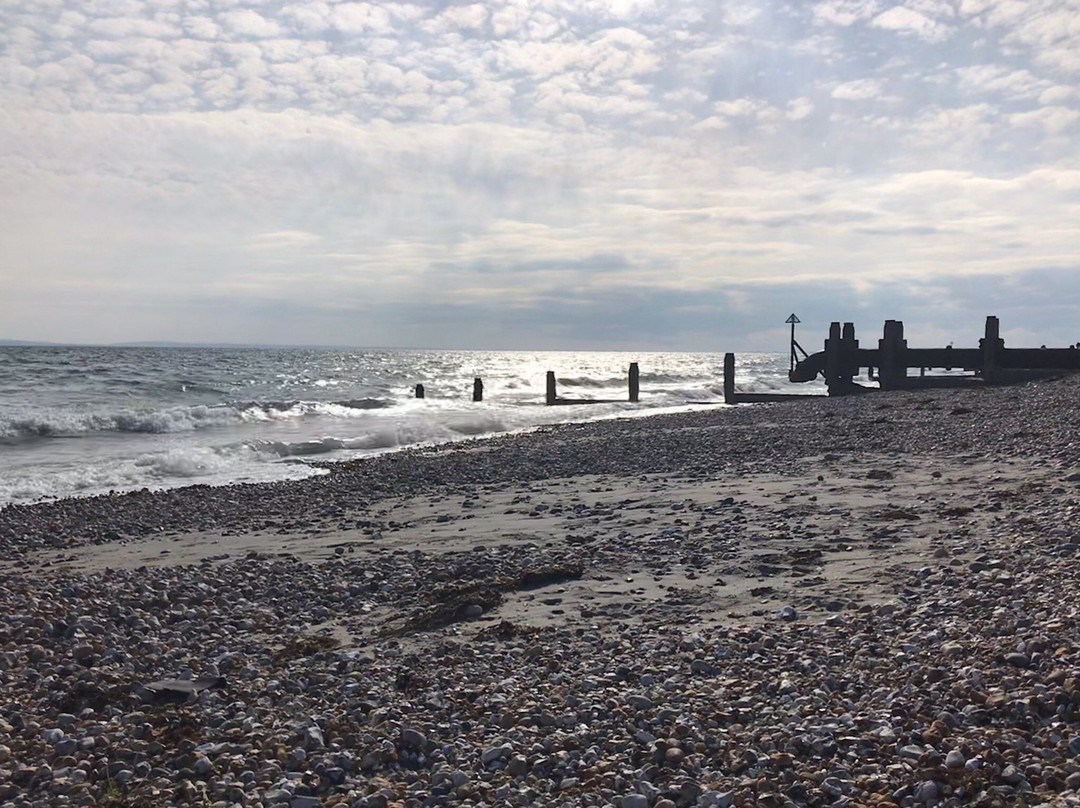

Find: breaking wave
<box><xmin>0</xmin><ymin>444</ymin><xmax>327</xmax><ymax>504</ymax></box>
<box><xmin>252</xmin><ymin>411</ymin><xmax>511</xmax><ymax>458</ymax></box>
<box><xmin>0</xmin><ymin>346</ymin><xmax>807</xmax><ymax>505</ymax></box>
<box><xmin>0</xmin><ymin>398</ymin><xmax>392</xmax><ymax>440</ymax></box>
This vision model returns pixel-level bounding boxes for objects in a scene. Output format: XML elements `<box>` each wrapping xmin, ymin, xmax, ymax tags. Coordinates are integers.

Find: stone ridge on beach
<box><xmin>2</xmin><ymin>377</ymin><xmax>1080</xmax><ymax>807</ymax></box>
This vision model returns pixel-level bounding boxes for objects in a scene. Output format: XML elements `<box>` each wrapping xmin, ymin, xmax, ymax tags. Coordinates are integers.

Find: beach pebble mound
<box><xmin>2</xmin><ymin>376</ymin><xmax>1080</xmax><ymax>805</ymax></box>
<box><xmin>2</xmin><ymin>541</ymin><xmax>1080</xmax><ymax>807</ymax></box>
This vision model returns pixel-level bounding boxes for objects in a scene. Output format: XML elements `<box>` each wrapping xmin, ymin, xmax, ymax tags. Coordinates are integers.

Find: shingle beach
<box><xmin>3</xmin><ymin>376</ymin><xmax>1080</xmax><ymax>808</ymax></box>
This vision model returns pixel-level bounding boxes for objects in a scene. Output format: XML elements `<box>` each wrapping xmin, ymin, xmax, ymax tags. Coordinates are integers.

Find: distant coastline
<box><xmin>0</xmin><ymin>339</ymin><xmax>396</xmax><ymax>350</ymax></box>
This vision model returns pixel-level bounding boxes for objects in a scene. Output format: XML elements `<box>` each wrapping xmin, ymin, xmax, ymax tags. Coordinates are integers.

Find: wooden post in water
<box><xmin>415</xmin><ymin>384</ymin><xmax>425</xmax><ymax>399</ymax></box>
<box><xmin>723</xmin><ymin>353</ymin><xmax>735</xmax><ymax>404</ymax></box>
<box><xmin>545</xmin><ymin>371</ymin><xmax>557</xmax><ymax>405</ymax></box>
<box><xmin>628</xmin><ymin>363</ymin><xmax>640</xmax><ymax>402</ymax></box>
<box><xmin>878</xmin><ymin>319</ymin><xmax>907</xmax><ymax>391</ymax></box>
<box><xmin>473</xmin><ymin>377</ymin><xmax>483</xmax><ymax>402</ymax></box>
<box><xmin>981</xmin><ymin>315</ymin><xmax>1003</xmax><ymax>384</ymax></box>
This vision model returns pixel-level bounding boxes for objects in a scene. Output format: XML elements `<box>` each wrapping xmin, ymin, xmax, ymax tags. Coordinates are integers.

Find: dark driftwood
<box><xmin>382</xmin><ymin>562</ymin><xmax>584</xmax><ymax>636</ymax></box>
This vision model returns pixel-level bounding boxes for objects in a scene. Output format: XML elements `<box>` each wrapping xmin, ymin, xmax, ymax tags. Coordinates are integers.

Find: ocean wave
<box><xmin>333</xmin><ymin>398</ymin><xmax>389</xmax><ymax>410</ymax></box>
<box><xmin>250</xmin><ymin>410</ymin><xmax>510</xmax><ymax>459</ymax></box>
<box><xmin>175</xmin><ymin>382</ymin><xmax>231</xmax><ymax>396</ymax></box>
<box><xmin>558</xmin><ymin>372</ymin><xmax>707</xmax><ymax>388</ymax></box>
<box><xmin>557</xmin><ymin>376</ymin><xmax>625</xmax><ymax>389</ymax></box>
<box><xmin>0</xmin><ymin>405</ymin><xmax>244</xmax><ymax>438</ymax></box>
<box><xmin>134</xmin><ymin>445</ymin><xmax>258</xmax><ymax>477</ymax></box>
<box><xmin>639</xmin><ymin>371</ymin><xmax>705</xmax><ymax>384</ymax></box>
<box><xmin>253</xmin><ymin>432</ymin><xmax>397</xmax><ymax>458</ymax></box>
<box><xmin>0</xmin><ymin>445</ymin><xmax>327</xmax><ymax>504</ymax></box>
<box><xmin>256</xmin><ymin>438</ymin><xmax>345</xmax><ymax>458</ymax></box>
<box><xmin>0</xmin><ymin>346</ymin><xmax>794</xmax><ymax>506</ymax></box>
<box><xmin>0</xmin><ymin>398</ymin><xmax>395</xmax><ymax>440</ymax></box>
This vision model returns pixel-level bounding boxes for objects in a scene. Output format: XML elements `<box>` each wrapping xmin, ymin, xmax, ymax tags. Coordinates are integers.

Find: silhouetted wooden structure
<box><xmin>418</xmin><ymin>319</ymin><xmax>1074</xmax><ymax>407</ymax></box>
<box><xmin>546</xmin><ymin>364</ymin><xmax>641</xmax><ymax>406</ymax></box>
<box><xmin>789</xmin><ymin>315</ymin><xmax>1080</xmax><ymax>397</ymax></box>
<box><xmin>417</xmin><ymin>367</ymin><xmax>645</xmax><ymax>405</ymax></box>
<box><xmin>723</xmin><ymin>353</ymin><xmax>820</xmax><ymax>404</ymax></box>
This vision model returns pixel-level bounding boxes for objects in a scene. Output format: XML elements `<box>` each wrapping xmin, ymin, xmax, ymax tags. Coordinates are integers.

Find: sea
<box><xmin>0</xmin><ymin>346</ymin><xmax>824</xmax><ymax>506</ymax></box>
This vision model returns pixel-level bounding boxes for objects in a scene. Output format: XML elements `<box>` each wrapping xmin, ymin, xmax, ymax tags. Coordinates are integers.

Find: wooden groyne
<box><xmin>791</xmin><ymin>315</ymin><xmax>1080</xmax><ymax>397</ymax></box>
<box><xmin>723</xmin><ymin>353</ymin><xmax>819</xmax><ymax>404</ymax></box>
<box><xmin>412</xmin><ymin>364</ymin><xmax>644</xmax><ymax>405</ymax></box>
<box><xmin>409</xmin><ymin>317</ymin><xmax>1074</xmax><ymax>407</ymax></box>
<box><xmin>546</xmin><ymin>363</ymin><xmax>639</xmax><ymax>405</ymax></box>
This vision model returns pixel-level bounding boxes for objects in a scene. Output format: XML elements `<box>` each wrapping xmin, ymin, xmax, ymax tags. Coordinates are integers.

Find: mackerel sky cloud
<box><xmin>2</xmin><ymin>0</ymin><xmax>1079</xmax><ymax>349</ymax></box>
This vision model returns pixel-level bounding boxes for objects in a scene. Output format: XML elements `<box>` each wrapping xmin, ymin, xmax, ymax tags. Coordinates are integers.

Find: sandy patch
<box><xmin>37</xmin><ymin>451</ymin><xmax>1044</xmax><ymax>640</ymax></box>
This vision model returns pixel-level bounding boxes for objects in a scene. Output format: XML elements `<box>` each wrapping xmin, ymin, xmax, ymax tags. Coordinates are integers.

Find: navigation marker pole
<box><xmin>786</xmin><ymin>313</ymin><xmax>808</xmax><ymax>375</ymax></box>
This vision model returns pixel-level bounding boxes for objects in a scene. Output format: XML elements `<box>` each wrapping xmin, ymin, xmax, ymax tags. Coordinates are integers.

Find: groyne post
<box><xmin>546</xmin><ymin>371</ymin><xmax>557</xmax><ymax>405</ymax></box>
<box><xmin>824</xmin><ymin>322</ymin><xmax>861</xmax><ymax>395</ymax></box>
<box><xmin>981</xmin><ymin>315</ymin><xmax>1004</xmax><ymax>383</ymax></box>
<box><xmin>842</xmin><ymin>322</ymin><xmax>859</xmax><ymax>383</ymax></box>
<box><xmin>415</xmin><ymin>384</ymin><xmax>425</xmax><ymax>399</ymax></box>
<box><xmin>629</xmin><ymin>362</ymin><xmax>640</xmax><ymax>402</ymax></box>
<box><xmin>824</xmin><ymin>322</ymin><xmax>844</xmax><ymax>396</ymax></box>
<box><xmin>723</xmin><ymin>353</ymin><xmax>735</xmax><ymax>404</ymax></box>
<box><xmin>878</xmin><ymin>319</ymin><xmax>907</xmax><ymax>391</ymax></box>
<box><xmin>473</xmin><ymin>377</ymin><xmax>483</xmax><ymax>402</ymax></box>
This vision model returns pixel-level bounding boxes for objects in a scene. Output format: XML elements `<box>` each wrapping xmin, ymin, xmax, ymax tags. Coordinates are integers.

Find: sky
<box><xmin>2</xmin><ymin>0</ymin><xmax>1079</xmax><ymax>351</ymax></box>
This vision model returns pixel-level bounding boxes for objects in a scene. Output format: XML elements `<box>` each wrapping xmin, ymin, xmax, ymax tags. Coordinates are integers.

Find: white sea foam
<box><xmin>0</xmin><ymin>398</ymin><xmax>397</xmax><ymax>440</ymax></box>
<box><xmin>0</xmin><ymin>403</ymin><xmax>242</xmax><ymax>438</ymax></box>
<box><xmin>0</xmin><ymin>444</ymin><xmax>327</xmax><ymax>504</ymax></box>
<box><xmin>0</xmin><ymin>347</ymin><xmax>817</xmax><ymax>505</ymax></box>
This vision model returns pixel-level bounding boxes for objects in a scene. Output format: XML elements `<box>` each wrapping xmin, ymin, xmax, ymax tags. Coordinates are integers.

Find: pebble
<box><xmin>481</xmin><ymin>745</ymin><xmax>509</xmax><ymax>765</ymax></box>
<box><xmin>507</xmin><ymin>755</ymin><xmax>528</xmax><ymax>777</ymax></box>
<box><xmin>3</xmin><ymin>375</ymin><xmax>1080</xmax><ymax>807</ymax></box>
<box><xmin>914</xmin><ymin>780</ymin><xmax>939</xmax><ymax>804</ymax></box>
<box><xmin>945</xmin><ymin>749</ymin><xmax>965</xmax><ymax>768</ymax></box>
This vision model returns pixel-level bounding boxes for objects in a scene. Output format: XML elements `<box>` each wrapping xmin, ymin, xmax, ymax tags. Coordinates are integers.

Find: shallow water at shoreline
<box><xmin>0</xmin><ymin>347</ymin><xmax>823</xmax><ymax>504</ymax></box>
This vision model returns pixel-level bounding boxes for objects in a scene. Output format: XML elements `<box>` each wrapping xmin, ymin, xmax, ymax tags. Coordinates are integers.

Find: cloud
<box><xmin>812</xmin><ymin>0</ymin><xmax>884</xmax><ymax>27</ymax></box>
<box><xmin>87</xmin><ymin>16</ymin><xmax>181</xmax><ymax>39</ymax></box>
<box><xmin>1</xmin><ymin>0</ymin><xmax>1079</xmax><ymax>347</ymax></box>
<box><xmin>956</xmin><ymin>64</ymin><xmax>1047</xmax><ymax>98</ymax></box>
<box><xmin>430</xmin><ymin>4</ymin><xmax>488</xmax><ymax>33</ymax></box>
<box><xmin>871</xmin><ymin>5</ymin><xmax>953</xmax><ymax>41</ymax></box>
<box><xmin>787</xmin><ymin>97</ymin><xmax>815</xmax><ymax>120</ymax></box>
<box><xmin>1008</xmin><ymin>105</ymin><xmax>1080</xmax><ymax>134</ymax></box>
<box><xmin>220</xmin><ymin>9</ymin><xmax>281</xmax><ymax>39</ymax></box>
<box><xmin>249</xmin><ymin>230</ymin><xmax>323</xmax><ymax>249</ymax></box>
<box><xmin>831</xmin><ymin>78</ymin><xmax>883</xmax><ymax>99</ymax></box>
